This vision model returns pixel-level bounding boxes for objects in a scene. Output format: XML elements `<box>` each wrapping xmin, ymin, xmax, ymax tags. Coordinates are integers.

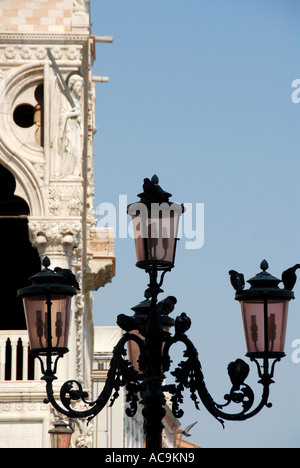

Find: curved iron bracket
<box><xmin>162</xmin><ymin>330</ymin><xmax>281</xmax><ymax>426</ymax></box>
<box><xmin>38</xmin><ymin>305</ymin><xmax>282</xmax><ymax>430</ymax></box>
<box><xmin>41</xmin><ymin>333</ymin><xmax>145</xmax><ymax>422</ymax></box>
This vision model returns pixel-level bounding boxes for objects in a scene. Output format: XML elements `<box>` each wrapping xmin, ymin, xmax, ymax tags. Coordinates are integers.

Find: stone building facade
<box><xmin>0</xmin><ymin>0</ymin><xmax>115</xmax><ymax>448</ymax></box>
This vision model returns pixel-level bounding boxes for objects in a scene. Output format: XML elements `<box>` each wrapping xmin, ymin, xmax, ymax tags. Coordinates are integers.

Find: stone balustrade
<box><xmin>0</xmin><ymin>330</ymin><xmax>40</xmax><ymax>382</ymax></box>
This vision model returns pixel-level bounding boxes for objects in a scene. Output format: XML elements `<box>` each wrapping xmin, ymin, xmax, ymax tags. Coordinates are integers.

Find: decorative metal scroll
<box><xmin>39</xmin><ymin>309</ymin><xmax>281</xmax><ymax>426</ymax></box>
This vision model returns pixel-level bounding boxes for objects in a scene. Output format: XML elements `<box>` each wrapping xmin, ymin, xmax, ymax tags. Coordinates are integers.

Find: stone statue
<box><xmin>56</xmin><ymin>72</ymin><xmax>84</xmax><ymax>178</ymax></box>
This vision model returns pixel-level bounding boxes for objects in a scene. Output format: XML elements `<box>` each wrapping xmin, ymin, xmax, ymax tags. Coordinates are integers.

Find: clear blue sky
<box><xmin>90</xmin><ymin>0</ymin><xmax>300</xmax><ymax>448</ymax></box>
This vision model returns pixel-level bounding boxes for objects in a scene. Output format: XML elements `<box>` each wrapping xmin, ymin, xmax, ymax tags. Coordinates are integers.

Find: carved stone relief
<box><xmin>73</xmin><ymin>0</ymin><xmax>89</xmax><ymax>12</ymax></box>
<box><xmin>0</xmin><ymin>45</ymin><xmax>83</xmax><ymax>63</ymax></box>
<box><xmin>49</xmin><ymin>185</ymin><xmax>83</xmax><ymax>217</ymax></box>
<box><xmin>0</xmin><ymin>402</ymin><xmax>49</xmax><ymax>413</ymax></box>
<box><xmin>72</xmin><ymin>0</ymin><xmax>90</xmax><ymax>31</ymax></box>
<box><xmin>72</xmin><ymin>418</ymin><xmax>93</xmax><ymax>449</ymax></box>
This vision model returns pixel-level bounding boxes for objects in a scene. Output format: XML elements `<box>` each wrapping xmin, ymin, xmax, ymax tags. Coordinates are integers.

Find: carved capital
<box><xmin>28</xmin><ymin>219</ymin><xmax>81</xmax><ymax>262</ymax></box>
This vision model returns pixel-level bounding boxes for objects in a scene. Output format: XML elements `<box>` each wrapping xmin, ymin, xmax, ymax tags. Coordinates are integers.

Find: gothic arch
<box><xmin>0</xmin><ymin>156</ymin><xmax>45</xmax><ymax>217</ymax></box>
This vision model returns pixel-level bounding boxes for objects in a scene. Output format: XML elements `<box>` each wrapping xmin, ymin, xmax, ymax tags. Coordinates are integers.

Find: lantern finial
<box><xmin>42</xmin><ymin>256</ymin><xmax>51</xmax><ymax>269</ymax></box>
<box><xmin>260</xmin><ymin>260</ymin><xmax>269</xmax><ymax>271</ymax></box>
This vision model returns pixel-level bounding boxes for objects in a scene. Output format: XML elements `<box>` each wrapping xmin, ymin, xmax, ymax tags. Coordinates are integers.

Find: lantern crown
<box><xmin>18</xmin><ymin>257</ymin><xmax>78</xmax><ymax>298</ymax></box>
<box><xmin>235</xmin><ymin>260</ymin><xmax>295</xmax><ymax>302</ymax></box>
<box><xmin>247</xmin><ymin>260</ymin><xmax>282</xmax><ymax>290</ymax></box>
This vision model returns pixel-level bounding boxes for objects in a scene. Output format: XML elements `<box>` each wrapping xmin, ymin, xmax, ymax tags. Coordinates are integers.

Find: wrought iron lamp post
<box><xmin>18</xmin><ymin>176</ymin><xmax>297</xmax><ymax>449</ymax></box>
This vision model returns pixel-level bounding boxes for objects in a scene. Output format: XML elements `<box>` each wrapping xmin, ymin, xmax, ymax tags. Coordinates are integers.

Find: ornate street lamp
<box><xmin>18</xmin><ymin>176</ymin><xmax>297</xmax><ymax>449</ymax></box>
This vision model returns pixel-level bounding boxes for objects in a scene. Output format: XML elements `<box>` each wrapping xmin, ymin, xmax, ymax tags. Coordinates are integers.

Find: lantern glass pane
<box><xmin>127</xmin><ymin>329</ymin><xmax>143</xmax><ymax>374</ymax></box>
<box><xmin>127</xmin><ymin>326</ymin><xmax>172</xmax><ymax>375</ymax></box>
<box><xmin>130</xmin><ymin>203</ymin><xmax>182</xmax><ymax>266</ymax></box>
<box><xmin>241</xmin><ymin>299</ymin><xmax>289</xmax><ymax>354</ymax></box>
<box><xmin>50</xmin><ymin>432</ymin><xmax>72</xmax><ymax>449</ymax></box>
<box><xmin>23</xmin><ymin>295</ymin><xmax>71</xmax><ymax>352</ymax></box>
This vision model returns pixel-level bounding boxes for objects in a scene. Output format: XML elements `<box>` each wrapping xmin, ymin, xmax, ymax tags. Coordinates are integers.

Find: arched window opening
<box><xmin>0</xmin><ymin>164</ymin><xmax>41</xmax><ymax>331</ymax></box>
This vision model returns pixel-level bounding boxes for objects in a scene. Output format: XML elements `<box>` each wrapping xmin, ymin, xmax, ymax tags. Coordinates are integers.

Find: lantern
<box><xmin>127</xmin><ymin>296</ymin><xmax>175</xmax><ymax>373</ymax></box>
<box><xmin>49</xmin><ymin>419</ymin><xmax>74</xmax><ymax>449</ymax></box>
<box><xmin>235</xmin><ymin>260</ymin><xmax>294</xmax><ymax>358</ymax></box>
<box><xmin>127</xmin><ymin>176</ymin><xmax>184</xmax><ymax>270</ymax></box>
<box><xmin>17</xmin><ymin>257</ymin><xmax>77</xmax><ymax>357</ymax></box>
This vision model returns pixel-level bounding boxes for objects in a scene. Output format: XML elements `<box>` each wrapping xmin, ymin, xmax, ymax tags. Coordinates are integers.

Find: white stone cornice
<box><xmin>0</xmin><ymin>33</ymin><xmax>90</xmax><ymax>43</ymax></box>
